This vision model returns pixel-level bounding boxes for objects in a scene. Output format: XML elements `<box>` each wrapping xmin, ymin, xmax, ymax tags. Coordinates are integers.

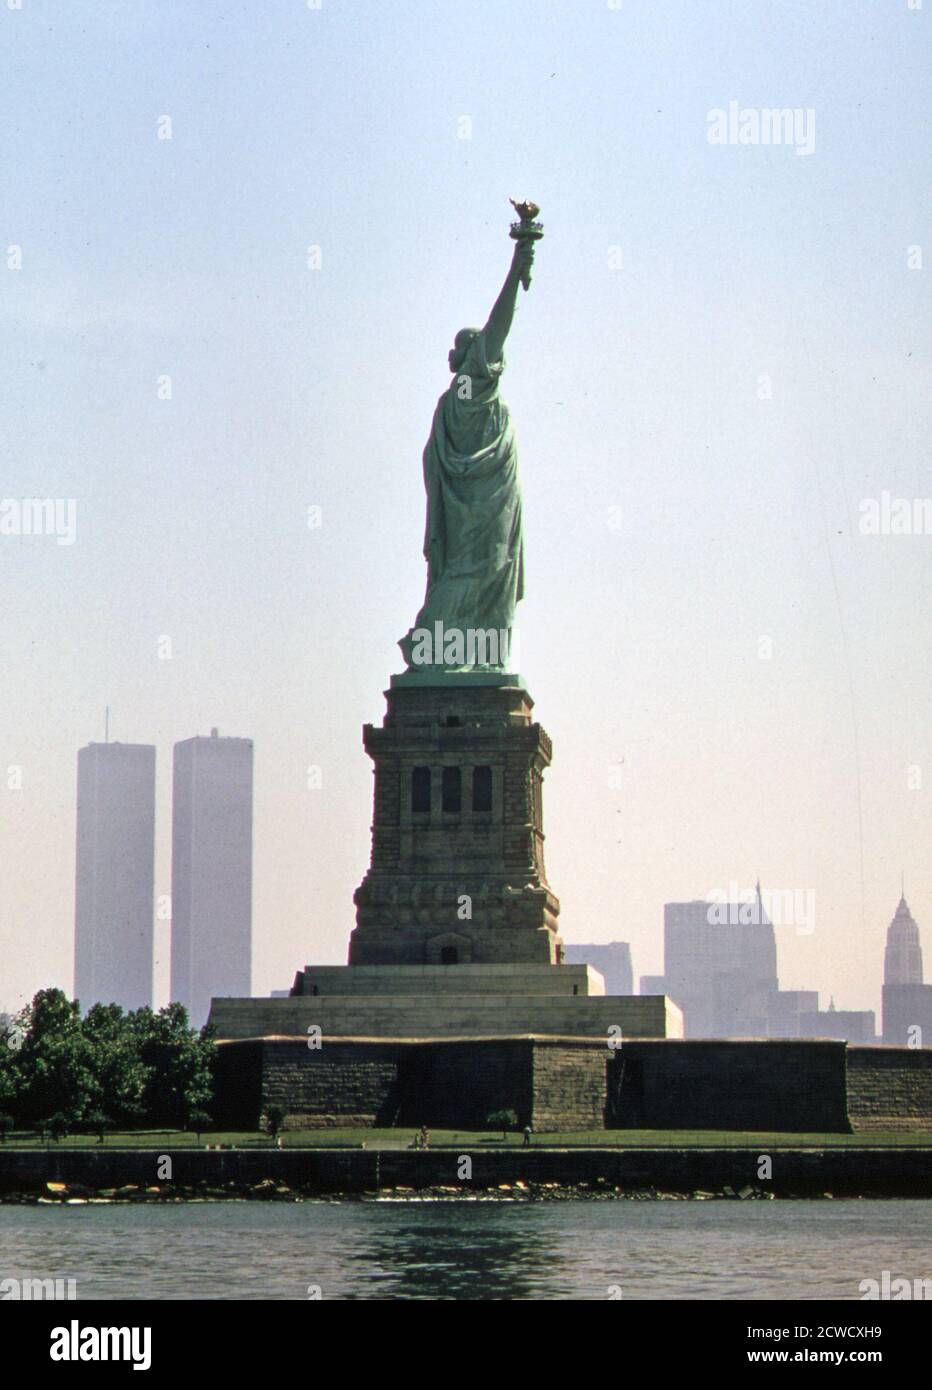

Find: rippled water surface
<box><xmin>1</xmin><ymin>1200</ymin><xmax>929</xmax><ymax>1300</ymax></box>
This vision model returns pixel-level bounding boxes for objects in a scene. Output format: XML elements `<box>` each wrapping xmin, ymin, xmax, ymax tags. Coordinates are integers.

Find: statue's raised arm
<box><xmin>483</xmin><ymin>240</ymin><xmax>535</xmax><ymax>364</ymax></box>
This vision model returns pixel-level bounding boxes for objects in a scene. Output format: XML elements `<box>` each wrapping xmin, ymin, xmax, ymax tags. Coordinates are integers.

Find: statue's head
<box><xmin>448</xmin><ymin>327</ymin><xmax>479</xmax><ymax>373</ymax></box>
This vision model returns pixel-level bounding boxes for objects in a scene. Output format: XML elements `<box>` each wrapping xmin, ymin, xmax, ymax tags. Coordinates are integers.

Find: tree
<box><xmin>0</xmin><ymin>1113</ymin><xmax>14</xmax><ymax>1144</ymax></box>
<box><xmin>0</xmin><ymin>991</ymin><xmax>218</xmax><ymax>1136</ymax></box>
<box><xmin>81</xmin><ymin>1003</ymin><xmax>148</xmax><ymax>1133</ymax></box>
<box><xmin>134</xmin><ymin>1005</ymin><xmax>215</xmax><ymax>1129</ymax></box>
<box><xmin>263</xmin><ymin>1104</ymin><xmax>287</xmax><ymax>1144</ymax></box>
<box><xmin>11</xmin><ymin>990</ymin><xmax>94</xmax><ymax>1129</ymax></box>
<box><xmin>188</xmin><ymin>1108</ymin><xmax>211</xmax><ymax>1144</ymax></box>
<box><xmin>486</xmin><ymin>1108</ymin><xmax>519</xmax><ymax>1141</ymax></box>
<box><xmin>47</xmin><ymin>1112</ymin><xmax>71</xmax><ymax>1143</ymax></box>
<box><xmin>0</xmin><ymin>1029</ymin><xmax>20</xmax><ymax>1124</ymax></box>
<box><xmin>85</xmin><ymin>1108</ymin><xmax>112</xmax><ymax>1144</ymax></box>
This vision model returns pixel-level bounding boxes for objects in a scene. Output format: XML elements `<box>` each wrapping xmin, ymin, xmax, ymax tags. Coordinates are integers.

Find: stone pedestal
<box><xmin>208</xmin><ymin>669</ymin><xmax>686</xmax><ymax>1080</ymax></box>
<box><xmin>349</xmin><ymin>675</ymin><xmax>562</xmax><ymax>967</ymax></box>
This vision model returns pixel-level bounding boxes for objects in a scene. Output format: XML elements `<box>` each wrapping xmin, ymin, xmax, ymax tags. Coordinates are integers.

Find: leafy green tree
<box><xmin>82</xmin><ymin>1003</ymin><xmax>147</xmax><ymax>1130</ymax></box>
<box><xmin>47</xmin><ymin>1112</ymin><xmax>71</xmax><ymax>1143</ymax></box>
<box><xmin>0</xmin><ymin>1028</ymin><xmax>20</xmax><ymax>1124</ymax></box>
<box><xmin>1</xmin><ymin>990</ymin><xmax>217</xmax><ymax>1135</ymax></box>
<box><xmin>11</xmin><ymin>990</ymin><xmax>94</xmax><ymax>1129</ymax></box>
<box><xmin>85</xmin><ymin>1108</ymin><xmax>112</xmax><ymax>1144</ymax></box>
<box><xmin>188</xmin><ymin>1108</ymin><xmax>211</xmax><ymax>1143</ymax></box>
<box><xmin>134</xmin><ymin>1004</ymin><xmax>215</xmax><ymax>1129</ymax></box>
<box><xmin>486</xmin><ymin>1108</ymin><xmax>519</xmax><ymax>1140</ymax></box>
<box><xmin>263</xmin><ymin>1103</ymin><xmax>287</xmax><ymax>1143</ymax></box>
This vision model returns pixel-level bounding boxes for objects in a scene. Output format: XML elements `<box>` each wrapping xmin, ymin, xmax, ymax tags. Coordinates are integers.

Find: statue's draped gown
<box><xmin>399</xmin><ymin>329</ymin><xmax>524</xmax><ymax>668</ymax></box>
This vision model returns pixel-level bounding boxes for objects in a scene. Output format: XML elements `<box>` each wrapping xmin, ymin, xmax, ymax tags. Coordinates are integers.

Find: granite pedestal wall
<box><xmin>606</xmin><ymin>1039</ymin><xmax>851</xmax><ymax>1132</ymax></box>
<box><xmin>846</xmin><ymin>1045</ymin><xmax>932</xmax><ymax>1131</ymax></box>
<box><xmin>210</xmin><ymin>991</ymin><xmax>679</xmax><ymax>1043</ymax></box>
<box><xmin>291</xmin><ymin>963</ymin><xmax>604</xmax><ymax>997</ymax></box>
<box><xmin>213</xmin><ymin>1036</ymin><xmax>620</xmax><ymax>1132</ymax></box>
<box><xmin>213</xmin><ymin>1039</ymin><xmax>403</xmax><ymax>1131</ymax></box>
<box><xmin>211</xmin><ymin>1035</ymin><xmax>932</xmax><ymax>1133</ymax></box>
<box><xmin>212</xmin><ymin>960</ymin><xmax>680</xmax><ymax>1042</ymax></box>
<box><xmin>530</xmin><ymin>1038</ymin><xmax>608</xmax><ymax>1131</ymax></box>
<box><xmin>212</xmin><ymin>1036</ymin><xmax>571</xmax><ymax>1130</ymax></box>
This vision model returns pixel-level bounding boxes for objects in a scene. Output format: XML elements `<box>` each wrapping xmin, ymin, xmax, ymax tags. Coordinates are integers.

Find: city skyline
<box><xmin>18</xmin><ymin>717</ymin><xmax>926</xmax><ymax>1033</ymax></box>
<box><xmin>0</xmin><ymin>708</ymin><xmax>927</xmax><ymax>1021</ymax></box>
<box><xmin>16</xmin><ymin>727</ymin><xmax>928</xmax><ymax>1034</ymax></box>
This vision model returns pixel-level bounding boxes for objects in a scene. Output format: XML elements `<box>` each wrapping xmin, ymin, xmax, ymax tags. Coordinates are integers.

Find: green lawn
<box><xmin>1</xmin><ymin>1127</ymin><xmax>929</xmax><ymax>1150</ymax></box>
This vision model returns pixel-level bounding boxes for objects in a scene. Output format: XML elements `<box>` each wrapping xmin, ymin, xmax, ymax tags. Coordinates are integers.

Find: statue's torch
<box><xmin>509</xmin><ymin>198</ymin><xmax>544</xmax><ymax>291</ymax></box>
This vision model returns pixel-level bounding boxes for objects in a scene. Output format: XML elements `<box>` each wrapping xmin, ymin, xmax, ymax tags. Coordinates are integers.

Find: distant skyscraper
<box><xmin>883</xmin><ymin>983</ymin><xmax>932</xmax><ymax>1047</ymax></box>
<box><xmin>882</xmin><ymin>893</ymin><xmax>930</xmax><ymax>1045</ymax></box>
<box><xmin>663</xmin><ymin>896</ymin><xmax>778</xmax><ymax>1037</ymax></box>
<box><xmin>563</xmin><ymin>942</ymin><xmax>633</xmax><ymax>995</ymax></box>
<box><xmin>170</xmin><ymin>730</ymin><xmax>253</xmax><ymax>1027</ymax></box>
<box><xmin>767</xmin><ymin>989</ymin><xmax>820</xmax><ymax>1037</ymax></box>
<box><xmin>883</xmin><ymin>894</ymin><xmax>923</xmax><ymax>985</ymax></box>
<box><xmin>74</xmin><ymin>741</ymin><xmax>156</xmax><ymax>1011</ymax></box>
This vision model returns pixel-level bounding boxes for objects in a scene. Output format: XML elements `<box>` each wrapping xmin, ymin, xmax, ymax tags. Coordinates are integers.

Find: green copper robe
<box><xmin>399</xmin><ymin>329</ymin><xmax>524</xmax><ymax>669</ymax></box>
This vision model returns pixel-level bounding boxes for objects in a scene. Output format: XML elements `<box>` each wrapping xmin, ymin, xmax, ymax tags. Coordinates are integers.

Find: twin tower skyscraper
<box><xmin>73</xmin><ymin>730</ymin><xmax>253</xmax><ymax>1026</ymax></box>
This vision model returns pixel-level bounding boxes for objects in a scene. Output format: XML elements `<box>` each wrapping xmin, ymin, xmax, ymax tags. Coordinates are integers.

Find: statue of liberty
<box><xmin>399</xmin><ymin>203</ymin><xmax>542</xmax><ymax>673</ymax></box>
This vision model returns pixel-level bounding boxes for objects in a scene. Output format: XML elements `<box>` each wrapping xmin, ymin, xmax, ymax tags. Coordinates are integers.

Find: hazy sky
<box><xmin>1</xmin><ymin>0</ymin><xmax>929</xmax><ymax>1018</ymax></box>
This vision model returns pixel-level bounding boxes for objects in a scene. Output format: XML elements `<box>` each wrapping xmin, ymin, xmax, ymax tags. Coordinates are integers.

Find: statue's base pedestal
<box><xmin>350</xmin><ymin>677</ymin><xmax>561</xmax><ymax>968</ymax></box>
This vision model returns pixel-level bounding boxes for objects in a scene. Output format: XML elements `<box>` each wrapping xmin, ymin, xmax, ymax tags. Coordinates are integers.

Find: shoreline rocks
<box><xmin>2</xmin><ymin>1180</ymin><xmax>787</xmax><ymax>1205</ymax></box>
